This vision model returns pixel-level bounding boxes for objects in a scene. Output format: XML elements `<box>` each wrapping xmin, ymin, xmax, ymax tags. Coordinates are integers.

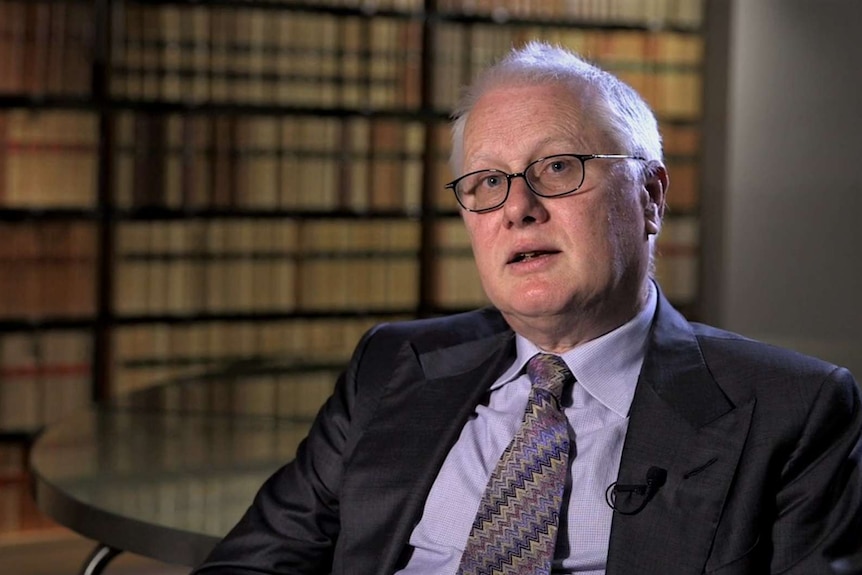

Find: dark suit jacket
<box><xmin>194</xmin><ymin>292</ymin><xmax>862</xmax><ymax>574</ymax></box>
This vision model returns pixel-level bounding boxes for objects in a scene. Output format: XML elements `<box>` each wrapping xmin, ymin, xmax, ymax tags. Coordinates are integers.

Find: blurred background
<box><xmin>0</xmin><ymin>0</ymin><xmax>860</xmax><ymax>572</ymax></box>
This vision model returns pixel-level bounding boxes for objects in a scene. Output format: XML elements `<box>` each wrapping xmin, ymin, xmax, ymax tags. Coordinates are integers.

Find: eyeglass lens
<box><xmin>454</xmin><ymin>155</ymin><xmax>585</xmax><ymax>211</ymax></box>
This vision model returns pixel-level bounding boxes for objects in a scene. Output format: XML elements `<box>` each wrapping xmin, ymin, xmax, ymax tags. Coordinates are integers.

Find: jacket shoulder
<box><xmin>690</xmin><ymin>322</ymin><xmax>845</xmax><ymax>379</ymax></box>
<box><xmin>364</xmin><ymin>306</ymin><xmax>510</xmax><ymax>355</ymax></box>
<box><xmin>688</xmin><ymin>322</ymin><xmax>857</xmax><ymax>411</ymax></box>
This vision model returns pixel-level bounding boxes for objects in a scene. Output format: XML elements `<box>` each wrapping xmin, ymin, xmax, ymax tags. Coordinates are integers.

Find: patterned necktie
<box><xmin>458</xmin><ymin>353</ymin><xmax>573</xmax><ymax>575</ymax></box>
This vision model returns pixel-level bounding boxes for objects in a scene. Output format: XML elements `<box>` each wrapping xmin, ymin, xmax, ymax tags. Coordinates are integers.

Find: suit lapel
<box><xmin>339</xmin><ymin>325</ymin><xmax>516</xmax><ymax>573</ymax></box>
<box><xmin>606</xmin><ymin>294</ymin><xmax>755</xmax><ymax>575</ymax></box>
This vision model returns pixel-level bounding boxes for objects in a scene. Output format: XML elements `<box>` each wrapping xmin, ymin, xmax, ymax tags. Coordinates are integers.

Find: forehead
<box><xmin>463</xmin><ymin>82</ymin><xmax>603</xmax><ymax>162</ymax></box>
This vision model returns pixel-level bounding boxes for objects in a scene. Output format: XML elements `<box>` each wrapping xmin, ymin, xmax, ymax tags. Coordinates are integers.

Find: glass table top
<box><xmin>29</xmin><ymin>367</ymin><xmax>325</xmax><ymax>567</ymax></box>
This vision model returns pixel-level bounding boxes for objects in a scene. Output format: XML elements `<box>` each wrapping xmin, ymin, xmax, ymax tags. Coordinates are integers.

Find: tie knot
<box><xmin>526</xmin><ymin>353</ymin><xmax>572</xmax><ymax>400</ymax></box>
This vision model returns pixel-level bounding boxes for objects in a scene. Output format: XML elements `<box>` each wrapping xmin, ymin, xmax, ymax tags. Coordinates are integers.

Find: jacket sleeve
<box><xmin>772</xmin><ymin>367</ymin><xmax>862</xmax><ymax>574</ymax></box>
<box><xmin>191</xmin><ymin>325</ymin><xmax>384</xmax><ymax>575</ymax></box>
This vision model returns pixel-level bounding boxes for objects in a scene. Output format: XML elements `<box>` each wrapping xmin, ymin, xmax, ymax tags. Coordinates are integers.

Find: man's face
<box><xmin>460</xmin><ymin>82</ymin><xmax>660</xmax><ymax>348</ymax></box>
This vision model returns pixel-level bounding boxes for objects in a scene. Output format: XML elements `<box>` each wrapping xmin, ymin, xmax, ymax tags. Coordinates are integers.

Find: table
<box><xmin>29</xmin><ymin>363</ymin><xmax>334</xmax><ymax>574</ymax></box>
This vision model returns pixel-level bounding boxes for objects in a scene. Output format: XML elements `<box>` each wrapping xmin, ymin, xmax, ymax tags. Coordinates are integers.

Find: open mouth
<box><xmin>509</xmin><ymin>250</ymin><xmax>558</xmax><ymax>263</ymax></box>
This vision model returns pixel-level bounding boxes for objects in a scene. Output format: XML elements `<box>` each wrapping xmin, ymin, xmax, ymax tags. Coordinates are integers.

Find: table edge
<box><xmin>30</xmin><ymin>465</ymin><xmax>221</xmax><ymax>567</ymax></box>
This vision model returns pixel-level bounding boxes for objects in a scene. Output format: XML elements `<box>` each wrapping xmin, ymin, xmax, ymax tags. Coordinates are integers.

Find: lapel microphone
<box><xmin>605</xmin><ymin>466</ymin><xmax>667</xmax><ymax>515</ymax></box>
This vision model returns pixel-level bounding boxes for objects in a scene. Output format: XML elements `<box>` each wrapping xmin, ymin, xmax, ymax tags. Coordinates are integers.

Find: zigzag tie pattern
<box><xmin>457</xmin><ymin>353</ymin><xmax>573</xmax><ymax>575</ymax></box>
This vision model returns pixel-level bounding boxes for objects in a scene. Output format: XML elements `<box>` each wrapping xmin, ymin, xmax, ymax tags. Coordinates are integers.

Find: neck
<box><xmin>504</xmin><ymin>282</ymin><xmax>650</xmax><ymax>354</ymax></box>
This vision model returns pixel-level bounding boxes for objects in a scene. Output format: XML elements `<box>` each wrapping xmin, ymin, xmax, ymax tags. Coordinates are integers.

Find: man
<box><xmin>193</xmin><ymin>42</ymin><xmax>862</xmax><ymax>574</ymax></box>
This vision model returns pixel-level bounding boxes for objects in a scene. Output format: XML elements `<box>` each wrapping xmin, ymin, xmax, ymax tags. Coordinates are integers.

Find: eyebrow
<box><xmin>465</xmin><ymin>137</ymin><xmax>585</xmax><ymax>172</ymax></box>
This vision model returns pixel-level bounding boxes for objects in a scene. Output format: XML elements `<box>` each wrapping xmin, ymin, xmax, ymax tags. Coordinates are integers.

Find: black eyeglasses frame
<box><xmin>445</xmin><ymin>153</ymin><xmax>646</xmax><ymax>213</ymax></box>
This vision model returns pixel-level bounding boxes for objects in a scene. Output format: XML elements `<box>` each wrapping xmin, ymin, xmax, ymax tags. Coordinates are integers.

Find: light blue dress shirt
<box><xmin>395</xmin><ymin>283</ymin><xmax>657</xmax><ymax>574</ymax></box>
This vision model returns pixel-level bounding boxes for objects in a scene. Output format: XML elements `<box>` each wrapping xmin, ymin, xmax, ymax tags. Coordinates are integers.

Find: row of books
<box><xmin>0</xmin><ymin>218</ymin><xmax>483</xmax><ymax>322</ymax></box>
<box><xmin>654</xmin><ymin>214</ymin><xmax>699</xmax><ymax>306</ymax></box>
<box><xmin>113</xmin><ymin>217</ymin><xmax>491</xmax><ymax>314</ymax></box>
<box><xmin>111</xmin><ymin>6</ymin><xmax>423</xmax><ymax>109</ymax></box>
<box><xmin>436</xmin><ymin>0</ymin><xmax>703</xmax><ymax>25</ymax></box>
<box><xmin>433</xmin><ymin>217</ymin><xmax>487</xmax><ymax>309</ymax></box>
<box><xmin>652</xmin><ymin>120</ymin><xmax>701</xmax><ymax>215</ymax></box>
<box><xmin>0</xmin><ymin>218</ymin><xmax>421</xmax><ymax>320</ymax></box>
<box><xmin>1</xmin><ymin>4</ymin><xmax>703</xmax><ymax>120</ymax></box>
<box><xmin>433</xmin><ymin>24</ymin><xmax>703</xmax><ymax>118</ymax></box>
<box><xmin>114</xmin><ymin>112</ymin><xmax>429</xmax><ymax>213</ymax></box>
<box><xmin>114</xmin><ymin>219</ymin><xmax>423</xmax><ymax>315</ymax></box>
<box><xmin>0</xmin><ymin>109</ymin><xmax>699</xmax><ymax>212</ymax></box>
<box><xmin>0</xmin><ymin>221</ymin><xmax>96</xmax><ymax>319</ymax></box>
<box><xmin>0</xmin><ymin>0</ymin><xmax>94</xmax><ymax>96</ymax></box>
<box><xmin>0</xmin><ymin>329</ymin><xmax>91</xmax><ymax>433</ymax></box>
<box><xmin>0</xmin><ymin>110</ymin><xmax>99</xmax><ymax>208</ymax></box>
<box><xmin>0</xmin><ymin>110</ymin><xmax>434</xmax><ymax>212</ymax></box>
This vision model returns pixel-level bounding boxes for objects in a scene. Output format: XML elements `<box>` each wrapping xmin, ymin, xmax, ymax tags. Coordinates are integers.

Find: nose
<box><xmin>503</xmin><ymin>174</ymin><xmax>548</xmax><ymax>227</ymax></box>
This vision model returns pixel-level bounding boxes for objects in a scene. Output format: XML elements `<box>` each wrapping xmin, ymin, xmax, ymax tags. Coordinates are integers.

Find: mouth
<box><xmin>508</xmin><ymin>250</ymin><xmax>559</xmax><ymax>264</ymax></box>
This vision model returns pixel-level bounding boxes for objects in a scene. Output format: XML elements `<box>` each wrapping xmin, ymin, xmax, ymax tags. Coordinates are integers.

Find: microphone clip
<box><xmin>605</xmin><ymin>466</ymin><xmax>667</xmax><ymax>515</ymax></box>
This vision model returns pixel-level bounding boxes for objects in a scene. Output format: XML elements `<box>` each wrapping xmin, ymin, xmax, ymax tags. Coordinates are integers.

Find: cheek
<box><xmin>560</xmin><ymin>200</ymin><xmax>629</xmax><ymax>276</ymax></box>
<box><xmin>563</xmin><ymin>200</ymin><xmax>613</xmax><ymax>253</ymax></box>
<box><xmin>465</xmin><ymin>221</ymin><xmax>507</xmax><ymax>296</ymax></box>
<box><xmin>612</xmin><ymin>201</ymin><xmax>645</xmax><ymax>245</ymax></box>
<box><xmin>470</xmin><ymin>235</ymin><xmax>498</xmax><ymax>276</ymax></box>
<box><xmin>604</xmin><ymin>206</ymin><xmax>649</xmax><ymax>275</ymax></box>
<box><xmin>464</xmin><ymin>221</ymin><xmax>494</xmax><ymax>265</ymax></box>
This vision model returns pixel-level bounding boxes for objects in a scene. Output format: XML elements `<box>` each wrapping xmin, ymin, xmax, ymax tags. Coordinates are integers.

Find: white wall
<box><xmin>701</xmin><ymin>0</ymin><xmax>862</xmax><ymax>376</ymax></box>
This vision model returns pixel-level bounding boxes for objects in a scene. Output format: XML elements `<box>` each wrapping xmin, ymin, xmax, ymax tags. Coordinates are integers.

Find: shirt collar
<box><xmin>494</xmin><ymin>282</ymin><xmax>658</xmax><ymax>417</ymax></box>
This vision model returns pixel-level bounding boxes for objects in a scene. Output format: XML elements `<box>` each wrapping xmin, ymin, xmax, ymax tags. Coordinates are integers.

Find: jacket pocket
<box><xmin>705</xmin><ymin>535</ymin><xmax>765</xmax><ymax>574</ymax></box>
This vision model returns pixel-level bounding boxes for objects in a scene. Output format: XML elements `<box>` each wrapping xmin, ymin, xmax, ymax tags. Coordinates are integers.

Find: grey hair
<box><xmin>449</xmin><ymin>41</ymin><xmax>664</xmax><ymax>177</ymax></box>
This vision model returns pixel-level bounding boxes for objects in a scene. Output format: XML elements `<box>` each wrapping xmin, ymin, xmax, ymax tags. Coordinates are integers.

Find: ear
<box><xmin>642</xmin><ymin>162</ymin><xmax>668</xmax><ymax>236</ymax></box>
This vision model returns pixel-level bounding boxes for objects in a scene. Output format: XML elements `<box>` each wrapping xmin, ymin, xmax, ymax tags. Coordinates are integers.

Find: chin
<box><xmin>496</xmin><ymin>293</ymin><xmax>570</xmax><ymax>319</ymax></box>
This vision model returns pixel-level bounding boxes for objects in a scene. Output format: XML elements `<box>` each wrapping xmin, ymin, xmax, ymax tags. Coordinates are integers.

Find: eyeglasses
<box><xmin>445</xmin><ymin>153</ymin><xmax>646</xmax><ymax>213</ymax></box>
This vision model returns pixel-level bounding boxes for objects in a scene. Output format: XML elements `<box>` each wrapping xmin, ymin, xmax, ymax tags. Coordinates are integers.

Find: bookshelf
<box><xmin>0</xmin><ymin>0</ymin><xmax>705</xmax><ymax>480</ymax></box>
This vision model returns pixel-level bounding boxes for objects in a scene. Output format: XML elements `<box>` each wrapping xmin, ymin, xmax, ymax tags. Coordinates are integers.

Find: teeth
<box><xmin>517</xmin><ymin>251</ymin><xmax>540</xmax><ymax>262</ymax></box>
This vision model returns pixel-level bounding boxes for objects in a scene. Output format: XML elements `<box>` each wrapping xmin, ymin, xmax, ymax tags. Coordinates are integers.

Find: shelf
<box><xmin>0</xmin><ymin>94</ymin><xmax>704</xmax><ymax>127</ymax></box>
<box><xmin>119</xmin><ymin>0</ymin><xmax>425</xmax><ymax>19</ymax></box>
<box><xmin>0</xmin><ymin>318</ymin><xmax>97</xmax><ymax>331</ymax></box>
<box><xmin>0</xmin><ymin>0</ymin><xmax>705</xmax><ymax>438</ymax></box>
<box><xmin>113</xmin><ymin>206</ymin><xmax>424</xmax><ymax>220</ymax></box>
<box><xmin>0</xmin><ymin>95</ymin><xmax>98</xmax><ymax>110</ymax></box>
<box><xmin>0</xmin><ymin>208</ymin><xmax>100</xmax><ymax>221</ymax></box>
<box><xmin>0</xmin><ymin>309</ymin><xmax>422</xmax><ymax>331</ymax></box>
<box><xmin>107</xmin><ymin>0</ymin><xmax>702</xmax><ymax>33</ymax></box>
<box><xmin>114</xmin><ymin>309</ymin><xmax>418</xmax><ymax>324</ymax></box>
<box><xmin>432</xmin><ymin>10</ymin><xmax>703</xmax><ymax>34</ymax></box>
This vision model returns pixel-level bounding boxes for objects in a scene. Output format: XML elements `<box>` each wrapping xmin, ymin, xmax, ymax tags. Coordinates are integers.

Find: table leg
<box><xmin>79</xmin><ymin>543</ymin><xmax>122</xmax><ymax>575</ymax></box>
